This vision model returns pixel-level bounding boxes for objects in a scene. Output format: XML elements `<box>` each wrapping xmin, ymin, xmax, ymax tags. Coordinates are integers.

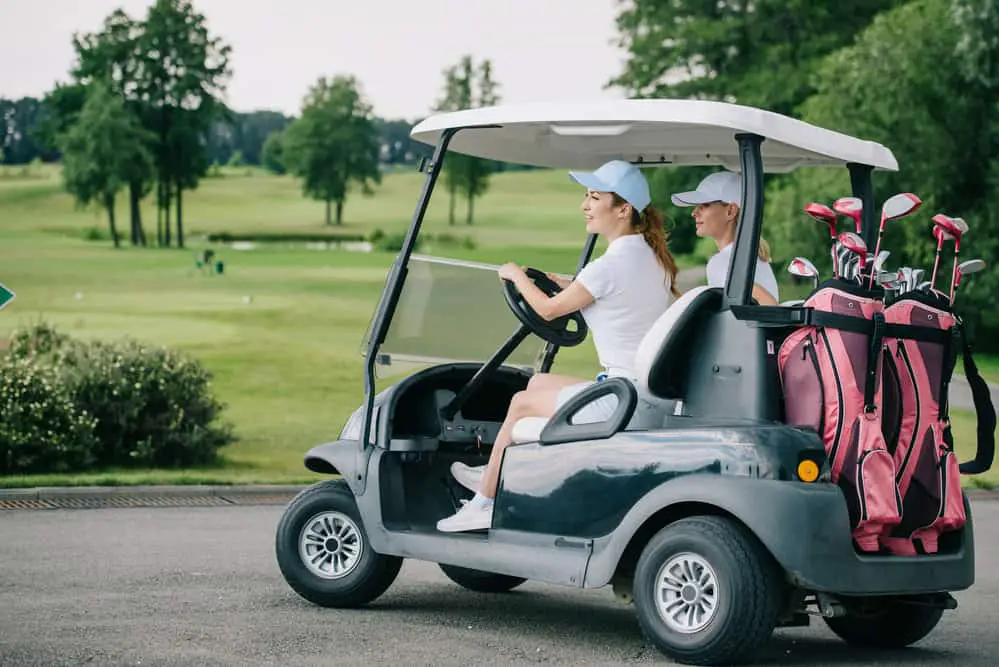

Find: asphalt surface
<box><xmin>0</xmin><ymin>499</ymin><xmax>997</xmax><ymax>666</ymax></box>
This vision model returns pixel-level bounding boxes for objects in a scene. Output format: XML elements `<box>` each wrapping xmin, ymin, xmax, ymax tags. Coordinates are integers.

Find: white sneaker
<box><xmin>437</xmin><ymin>494</ymin><xmax>493</xmax><ymax>532</ymax></box>
<box><xmin>450</xmin><ymin>462</ymin><xmax>485</xmax><ymax>492</ymax></box>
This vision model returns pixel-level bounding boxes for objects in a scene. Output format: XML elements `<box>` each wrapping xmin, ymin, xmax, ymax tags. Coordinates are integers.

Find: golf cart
<box><xmin>274</xmin><ymin>99</ymin><xmax>982</xmax><ymax>665</ymax></box>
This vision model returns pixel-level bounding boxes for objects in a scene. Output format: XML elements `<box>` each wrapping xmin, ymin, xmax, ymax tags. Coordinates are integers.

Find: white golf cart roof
<box><xmin>411</xmin><ymin>99</ymin><xmax>898</xmax><ymax>173</ymax></box>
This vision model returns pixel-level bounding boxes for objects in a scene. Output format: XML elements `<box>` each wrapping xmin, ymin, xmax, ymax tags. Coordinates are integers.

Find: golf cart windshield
<box><xmin>363</xmin><ymin>255</ymin><xmax>548</xmax><ymax>378</ymax></box>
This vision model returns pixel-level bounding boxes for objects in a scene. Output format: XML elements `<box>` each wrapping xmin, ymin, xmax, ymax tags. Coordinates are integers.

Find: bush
<box><xmin>0</xmin><ymin>357</ymin><xmax>99</xmax><ymax>475</ymax></box>
<box><xmin>56</xmin><ymin>338</ymin><xmax>236</xmax><ymax>468</ymax></box>
<box><xmin>1</xmin><ymin>323</ymin><xmax>236</xmax><ymax>474</ymax></box>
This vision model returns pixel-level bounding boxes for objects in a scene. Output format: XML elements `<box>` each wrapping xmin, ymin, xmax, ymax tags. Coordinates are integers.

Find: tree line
<box><xmin>612</xmin><ymin>0</ymin><xmax>999</xmax><ymax>346</ymax></box>
<box><xmin>0</xmin><ymin>1</ymin><xmax>501</xmax><ymax>238</ymax></box>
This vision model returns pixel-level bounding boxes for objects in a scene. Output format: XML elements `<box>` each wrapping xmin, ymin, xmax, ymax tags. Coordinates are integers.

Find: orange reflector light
<box><xmin>797</xmin><ymin>459</ymin><xmax>820</xmax><ymax>482</ymax></box>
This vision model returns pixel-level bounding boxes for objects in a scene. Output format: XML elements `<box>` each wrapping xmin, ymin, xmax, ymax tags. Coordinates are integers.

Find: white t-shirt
<box><xmin>705</xmin><ymin>243</ymin><xmax>779</xmax><ymax>302</ymax></box>
<box><xmin>574</xmin><ymin>234</ymin><xmax>674</xmax><ymax>378</ymax></box>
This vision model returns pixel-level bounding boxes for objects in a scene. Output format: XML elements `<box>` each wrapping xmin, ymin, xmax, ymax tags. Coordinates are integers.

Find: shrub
<box><xmin>8</xmin><ymin>320</ymin><xmax>69</xmax><ymax>360</ymax></box>
<box><xmin>0</xmin><ymin>357</ymin><xmax>99</xmax><ymax>475</ymax></box>
<box><xmin>55</xmin><ymin>337</ymin><xmax>236</xmax><ymax>468</ymax></box>
<box><xmin>1</xmin><ymin>323</ymin><xmax>236</xmax><ymax>474</ymax></box>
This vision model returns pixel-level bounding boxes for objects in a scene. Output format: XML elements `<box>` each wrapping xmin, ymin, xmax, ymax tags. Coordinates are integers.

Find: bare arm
<box><xmin>504</xmin><ymin>266</ymin><xmax>594</xmax><ymax>321</ymax></box>
<box><xmin>752</xmin><ymin>283</ymin><xmax>778</xmax><ymax>306</ymax></box>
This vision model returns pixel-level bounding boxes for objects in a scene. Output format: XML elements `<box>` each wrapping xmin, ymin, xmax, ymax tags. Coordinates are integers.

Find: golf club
<box><xmin>805</xmin><ymin>202</ymin><xmax>840</xmax><ymax>277</ymax></box>
<box><xmin>930</xmin><ymin>214</ymin><xmax>965</xmax><ymax>289</ymax></box>
<box><xmin>951</xmin><ymin>257</ymin><xmax>985</xmax><ymax>304</ymax></box>
<box><xmin>833</xmin><ymin>196</ymin><xmax>864</xmax><ymax>233</ymax></box>
<box><xmin>838</xmin><ymin>231</ymin><xmax>867</xmax><ymax>281</ymax></box>
<box><xmin>946</xmin><ymin>217</ymin><xmax>970</xmax><ymax>303</ymax></box>
<box><xmin>868</xmin><ymin>192</ymin><xmax>922</xmax><ymax>288</ymax></box>
<box><xmin>788</xmin><ymin>256</ymin><xmax>820</xmax><ymax>290</ymax></box>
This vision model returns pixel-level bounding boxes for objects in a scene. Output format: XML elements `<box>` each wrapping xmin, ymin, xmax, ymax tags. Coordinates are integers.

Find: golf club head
<box><xmin>932</xmin><ymin>214</ymin><xmax>965</xmax><ymax>239</ymax></box>
<box><xmin>873</xmin><ymin>250</ymin><xmax>889</xmax><ymax>272</ymax></box>
<box><xmin>876</xmin><ymin>271</ymin><xmax>902</xmax><ymax>288</ymax></box>
<box><xmin>833</xmin><ymin>196</ymin><xmax>864</xmax><ymax>233</ymax></box>
<box><xmin>881</xmin><ymin>193</ymin><xmax>922</xmax><ymax>222</ymax></box>
<box><xmin>788</xmin><ymin>256</ymin><xmax>820</xmax><ymax>278</ymax></box>
<box><xmin>805</xmin><ymin>202</ymin><xmax>838</xmax><ymax>233</ymax></box>
<box><xmin>951</xmin><ymin>257</ymin><xmax>985</xmax><ymax>304</ymax></box>
<box><xmin>959</xmin><ymin>258</ymin><xmax>986</xmax><ymax>275</ymax></box>
<box><xmin>837</xmin><ymin>231</ymin><xmax>868</xmax><ymax>263</ymax></box>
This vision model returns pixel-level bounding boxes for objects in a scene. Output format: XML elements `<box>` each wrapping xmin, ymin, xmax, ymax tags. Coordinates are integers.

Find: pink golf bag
<box><xmin>880</xmin><ymin>291</ymin><xmax>995</xmax><ymax>554</ymax></box>
<box><xmin>778</xmin><ymin>281</ymin><xmax>902</xmax><ymax>552</ymax></box>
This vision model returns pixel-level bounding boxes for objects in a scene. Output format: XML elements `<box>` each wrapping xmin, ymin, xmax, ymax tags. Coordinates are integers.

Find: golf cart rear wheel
<box><xmin>438</xmin><ymin>564</ymin><xmax>527</xmax><ymax>593</ymax></box>
<box><xmin>633</xmin><ymin>516</ymin><xmax>782</xmax><ymax>666</ymax></box>
<box><xmin>823</xmin><ymin>596</ymin><xmax>944</xmax><ymax>648</ymax></box>
<box><xmin>275</xmin><ymin>480</ymin><xmax>402</xmax><ymax>608</ymax></box>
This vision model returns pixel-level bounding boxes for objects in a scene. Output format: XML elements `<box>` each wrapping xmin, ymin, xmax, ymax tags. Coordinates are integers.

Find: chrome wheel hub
<box><xmin>299</xmin><ymin>511</ymin><xmax>362</xmax><ymax>579</ymax></box>
<box><xmin>654</xmin><ymin>552</ymin><xmax>719</xmax><ymax>633</ymax></box>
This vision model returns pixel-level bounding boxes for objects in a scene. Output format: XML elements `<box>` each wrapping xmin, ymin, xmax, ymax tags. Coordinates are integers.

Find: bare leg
<box><xmin>479</xmin><ymin>386</ymin><xmax>562</xmax><ymax>498</ymax></box>
<box><xmin>526</xmin><ymin>372</ymin><xmax>587</xmax><ymax>393</ymax></box>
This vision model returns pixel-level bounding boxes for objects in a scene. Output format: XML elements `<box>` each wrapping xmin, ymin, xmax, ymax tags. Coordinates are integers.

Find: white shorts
<box><xmin>555</xmin><ymin>378</ymin><xmax>629</xmax><ymax>424</ymax></box>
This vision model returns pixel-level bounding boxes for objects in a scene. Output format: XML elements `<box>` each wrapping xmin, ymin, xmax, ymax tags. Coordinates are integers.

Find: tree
<box><xmin>282</xmin><ymin>75</ymin><xmax>381</xmax><ymax>225</ymax></box>
<box><xmin>69</xmin><ymin>8</ymin><xmax>152</xmax><ymax>246</ymax></box>
<box><xmin>607</xmin><ymin>1</ymin><xmax>904</xmax><ymax>255</ymax></box>
<box><xmin>764</xmin><ymin>0</ymin><xmax>999</xmax><ymax>347</ymax></box>
<box><xmin>261</xmin><ymin>130</ymin><xmax>285</xmax><ymax>174</ymax></box>
<box><xmin>135</xmin><ymin>0</ymin><xmax>232</xmax><ymax>248</ymax></box>
<box><xmin>0</xmin><ymin>97</ymin><xmax>48</xmax><ymax>164</ymax></box>
<box><xmin>59</xmin><ymin>83</ymin><xmax>153</xmax><ymax>249</ymax></box>
<box><xmin>433</xmin><ymin>55</ymin><xmax>501</xmax><ymax>225</ymax></box>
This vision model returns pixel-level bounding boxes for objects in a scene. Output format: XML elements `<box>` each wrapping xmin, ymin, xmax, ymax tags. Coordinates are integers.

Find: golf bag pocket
<box><xmin>777</xmin><ymin>282</ymin><xmax>901</xmax><ymax>550</ymax></box>
<box><xmin>837</xmin><ymin>415</ymin><xmax>902</xmax><ymax>552</ymax></box>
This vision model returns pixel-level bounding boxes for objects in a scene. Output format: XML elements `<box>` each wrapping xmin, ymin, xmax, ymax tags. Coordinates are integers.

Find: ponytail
<box><xmin>614</xmin><ymin>194</ymin><xmax>681</xmax><ymax>298</ymax></box>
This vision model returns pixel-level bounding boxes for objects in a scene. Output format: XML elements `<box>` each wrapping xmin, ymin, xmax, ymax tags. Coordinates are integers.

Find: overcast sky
<box><xmin>2</xmin><ymin>0</ymin><xmax>631</xmax><ymax>119</ymax></box>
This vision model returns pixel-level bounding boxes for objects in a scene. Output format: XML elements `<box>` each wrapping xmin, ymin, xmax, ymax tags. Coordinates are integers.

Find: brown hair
<box><xmin>613</xmin><ymin>194</ymin><xmax>682</xmax><ymax>298</ymax></box>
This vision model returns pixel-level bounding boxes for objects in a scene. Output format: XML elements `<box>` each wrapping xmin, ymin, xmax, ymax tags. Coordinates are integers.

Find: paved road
<box><xmin>0</xmin><ymin>500</ymin><xmax>997</xmax><ymax>666</ymax></box>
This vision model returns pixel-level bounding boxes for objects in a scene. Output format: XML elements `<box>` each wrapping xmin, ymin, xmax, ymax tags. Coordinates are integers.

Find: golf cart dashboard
<box><xmin>385</xmin><ymin>365</ymin><xmax>528</xmax><ymax>451</ymax></box>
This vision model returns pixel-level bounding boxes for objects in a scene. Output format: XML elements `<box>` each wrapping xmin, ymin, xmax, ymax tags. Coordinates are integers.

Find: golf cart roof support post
<box><xmin>538</xmin><ymin>233</ymin><xmax>600</xmax><ymax>373</ymax></box>
<box><xmin>848</xmin><ymin>162</ymin><xmax>877</xmax><ymax>250</ymax></box>
<box><xmin>723</xmin><ymin>133</ymin><xmax>766</xmax><ymax>308</ymax></box>
<box><xmin>358</xmin><ymin>128</ymin><xmax>458</xmax><ymax>462</ymax></box>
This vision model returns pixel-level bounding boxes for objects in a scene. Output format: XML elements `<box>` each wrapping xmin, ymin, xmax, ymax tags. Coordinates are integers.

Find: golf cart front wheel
<box><xmin>438</xmin><ymin>564</ymin><xmax>527</xmax><ymax>593</ymax></box>
<box><xmin>823</xmin><ymin>596</ymin><xmax>944</xmax><ymax>648</ymax></box>
<box><xmin>633</xmin><ymin>516</ymin><xmax>783</xmax><ymax>666</ymax></box>
<box><xmin>275</xmin><ymin>480</ymin><xmax>402</xmax><ymax>608</ymax></box>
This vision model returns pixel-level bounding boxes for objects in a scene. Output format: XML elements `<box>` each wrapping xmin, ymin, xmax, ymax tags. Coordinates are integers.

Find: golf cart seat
<box><xmin>510</xmin><ymin>286</ymin><xmax>722</xmax><ymax>443</ymax></box>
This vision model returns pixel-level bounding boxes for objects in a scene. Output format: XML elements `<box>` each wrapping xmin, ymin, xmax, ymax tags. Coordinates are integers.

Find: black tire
<box><xmin>438</xmin><ymin>564</ymin><xmax>527</xmax><ymax>593</ymax></box>
<box><xmin>275</xmin><ymin>480</ymin><xmax>402</xmax><ymax>608</ymax></box>
<box><xmin>824</xmin><ymin>596</ymin><xmax>944</xmax><ymax>648</ymax></box>
<box><xmin>632</xmin><ymin>516</ymin><xmax>782</xmax><ymax>666</ymax></box>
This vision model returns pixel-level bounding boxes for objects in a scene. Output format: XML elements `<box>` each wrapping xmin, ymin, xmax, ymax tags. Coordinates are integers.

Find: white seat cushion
<box><xmin>633</xmin><ymin>285</ymin><xmax>714</xmax><ymax>396</ymax></box>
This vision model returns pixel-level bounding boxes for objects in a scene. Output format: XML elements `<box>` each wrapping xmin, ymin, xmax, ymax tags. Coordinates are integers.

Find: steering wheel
<box><xmin>502</xmin><ymin>267</ymin><xmax>588</xmax><ymax>347</ymax></box>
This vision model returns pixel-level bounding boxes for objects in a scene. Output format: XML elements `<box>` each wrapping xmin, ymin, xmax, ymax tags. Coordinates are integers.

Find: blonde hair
<box><xmin>725</xmin><ymin>203</ymin><xmax>772</xmax><ymax>262</ymax></box>
<box><xmin>613</xmin><ymin>194</ymin><xmax>682</xmax><ymax>298</ymax></box>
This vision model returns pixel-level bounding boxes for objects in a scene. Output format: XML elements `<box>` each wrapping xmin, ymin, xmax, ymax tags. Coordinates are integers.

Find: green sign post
<box><xmin>0</xmin><ymin>283</ymin><xmax>15</xmax><ymax>310</ymax></box>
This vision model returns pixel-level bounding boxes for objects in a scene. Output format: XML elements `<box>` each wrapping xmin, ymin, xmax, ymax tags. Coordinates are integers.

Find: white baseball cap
<box><xmin>569</xmin><ymin>160</ymin><xmax>651</xmax><ymax>212</ymax></box>
<box><xmin>671</xmin><ymin>171</ymin><xmax>742</xmax><ymax>207</ymax></box>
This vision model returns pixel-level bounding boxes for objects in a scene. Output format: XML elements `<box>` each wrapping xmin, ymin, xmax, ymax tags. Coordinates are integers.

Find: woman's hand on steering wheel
<box><xmin>497</xmin><ymin>262</ymin><xmax>527</xmax><ymax>284</ymax></box>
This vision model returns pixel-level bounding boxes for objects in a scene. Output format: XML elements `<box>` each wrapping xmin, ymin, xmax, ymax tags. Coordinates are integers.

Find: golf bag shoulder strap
<box><xmin>883</xmin><ymin>322</ymin><xmax>951</xmax><ymax>344</ymax></box>
<box><xmin>731</xmin><ymin>304</ymin><xmax>876</xmax><ymax>335</ymax></box>
<box><xmin>957</xmin><ymin>328</ymin><xmax>996</xmax><ymax>474</ymax></box>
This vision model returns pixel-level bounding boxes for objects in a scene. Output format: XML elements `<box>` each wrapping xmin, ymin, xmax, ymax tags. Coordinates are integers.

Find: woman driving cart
<box><xmin>437</xmin><ymin>159</ymin><xmax>681</xmax><ymax>532</ymax></box>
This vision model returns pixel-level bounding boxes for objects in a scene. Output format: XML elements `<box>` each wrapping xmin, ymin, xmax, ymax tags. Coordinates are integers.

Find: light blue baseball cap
<box><xmin>568</xmin><ymin>159</ymin><xmax>651</xmax><ymax>212</ymax></box>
